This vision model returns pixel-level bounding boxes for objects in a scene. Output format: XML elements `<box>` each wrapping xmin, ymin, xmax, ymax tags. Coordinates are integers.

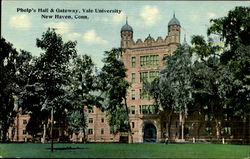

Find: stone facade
<box><xmin>120</xmin><ymin>14</ymin><xmax>181</xmax><ymax>143</ymax></box>
<box><xmin>8</xmin><ymin>114</ymin><xmax>32</xmax><ymax>142</ymax></box>
<box><xmin>85</xmin><ymin>106</ymin><xmax>120</xmax><ymax>142</ymax></box>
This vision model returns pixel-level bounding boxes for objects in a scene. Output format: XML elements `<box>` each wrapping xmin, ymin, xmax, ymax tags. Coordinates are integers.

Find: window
<box><xmin>131</xmin><ymin>89</ymin><xmax>135</xmax><ymax>100</ymax></box>
<box><xmin>149</xmin><ymin>71</ymin><xmax>159</xmax><ymax>81</ymax></box>
<box><xmin>140</xmin><ymin>55</ymin><xmax>159</xmax><ymax>66</ymax></box>
<box><xmin>89</xmin><ymin>118</ymin><xmax>93</xmax><ymax>123</ymax></box>
<box><xmin>23</xmin><ymin>129</ymin><xmax>27</xmax><ymax>135</ymax></box>
<box><xmin>101</xmin><ymin>118</ymin><xmax>104</xmax><ymax>123</ymax></box>
<box><xmin>140</xmin><ymin>56</ymin><xmax>147</xmax><ymax>66</ymax></box>
<box><xmin>140</xmin><ymin>71</ymin><xmax>159</xmax><ymax>83</ymax></box>
<box><xmin>130</xmin><ymin>106</ymin><xmax>136</xmax><ymax>114</ymax></box>
<box><xmin>139</xmin><ymin>105</ymin><xmax>158</xmax><ymax>114</ymax></box>
<box><xmin>110</xmin><ymin>127</ymin><xmax>113</xmax><ymax>134</ymax></box>
<box><xmin>101</xmin><ymin>128</ymin><xmax>104</xmax><ymax>134</ymax></box>
<box><xmin>150</xmin><ymin>55</ymin><xmax>159</xmax><ymax>66</ymax></box>
<box><xmin>131</xmin><ymin>57</ymin><xmax>136</xmax><ymax>67</ymax></box>
<box><xmin>224</xmin><ymin>127</ymin><xmax>231</xmax><ymax>135</ymax></box>
<box><xmin>224</xmin><ymin>114</ymin><xmax>228</xmax><ymax>121</ymax></box>
<box><xmin>131</xmin><ymin>73</ymin><xmax>136</xmax><ymax>84</ymax></box>
<box><xmin>132</xmin><ymin>122</ymin><xmax>135</xmax><ymax>128</ymax></box>
<box><xmin>23</xmin><ymin>119</ymin><xmax>27</xmax><ymax>125</ymax></box>
<box><xmin>88</xmin><ymin>129</ymin><xmax>93</xmax><ymax>135</ymax></box>
<box><xmin>88</xmin><ymin>108</ymin><xmax>94</xmax><ymax>113</ymax></box>
<box><xmin>140</xmin><ymin>72</ymin><xmax>148</xmax><ymax>83</ymax></box>
<box><xmin>140</xmin><ymin>89</ymin><xmax>151</xmax><ymax>100</ymax></box>
<box><xmin>205</xmin><ymin>127</ymin><xmax>212</xmax><ymax>135</ymax></box>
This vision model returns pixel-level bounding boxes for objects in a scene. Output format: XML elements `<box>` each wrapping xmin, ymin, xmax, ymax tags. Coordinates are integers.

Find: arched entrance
<box><xmin>143</xmin><ymin>123</ymin><xmax>157</xmax><ymax>142</ymax></box>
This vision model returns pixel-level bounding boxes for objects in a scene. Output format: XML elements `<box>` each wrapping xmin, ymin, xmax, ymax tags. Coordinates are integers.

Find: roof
<box><xmin>121</xmin><ymin>18</ymin><xmax>133</xmax><ymax>32</ymax></box>
<box><xmin>168</xmin><ymin>13</ymin><xmax>180</xmax><ymax>26</ymax></box>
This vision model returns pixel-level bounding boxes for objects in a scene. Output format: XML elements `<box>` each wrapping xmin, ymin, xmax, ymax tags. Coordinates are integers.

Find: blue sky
<box><xmin>2</xmin><ymin>1</ymin><xmax>249</xmax><ymax>68</ymax></box>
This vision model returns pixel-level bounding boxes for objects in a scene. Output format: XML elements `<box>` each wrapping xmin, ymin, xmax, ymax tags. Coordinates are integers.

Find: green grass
<box><xmin>0</xmin><ymin>143</ymin><xmax>249</xmax><ymax>158</ymax></box>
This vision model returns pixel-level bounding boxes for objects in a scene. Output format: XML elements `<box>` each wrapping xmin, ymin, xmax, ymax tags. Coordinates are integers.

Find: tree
<box><xmin>145</xmin><ymin>45</ymin><xmax>193</xmax><ymax>140</ymax></box>
<box><xmin>0</xmin><ymin>38</ymin><xmax>18</xmax><ymax>142</ymax></box>
<box><xmin>24</xmin><ymin>28</ymin><xmax>77</xmax><ymax>149</ymax></box>
<box><xmin>15</xmin><ymin>50</ymin><xmax>44</xmax><ymax>140</ymax></box>
<box><xmin>207</xmin><ymin>6</ymin><xmax>250</xmax><ymax>63</ymax></box>
<box><xmin>99</xmin><ymin>48</ymin><xmax>132</xmax><ymax>142</ymax></box>
<box><xmin>191</xmin><ymin>35</ymin><xmax>235</xmax><ymax>140</ymax></box>
<box><xmin>208</xmin><ymin>6</ymin><xmax>250</xmax><ymax>141</ymax></box>
<box><xmin>66</xmin><ymin>55</ymin><xmax>99</xmax><ymax>142</ymax></box>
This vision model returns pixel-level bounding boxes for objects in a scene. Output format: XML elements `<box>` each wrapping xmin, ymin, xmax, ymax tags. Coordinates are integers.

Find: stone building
<box><xmin>120</xmin><ymin>14</ymin><xmax>181</xmax><ymax>143</ymax></box>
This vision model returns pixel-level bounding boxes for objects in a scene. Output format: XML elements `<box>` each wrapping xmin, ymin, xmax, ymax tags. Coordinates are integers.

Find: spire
<box><xmin>168</xmin><ymin>12</ymin><xmax>180</xmax><ymax>26</ymax></box>
<box><xmin>121</xmin><ymin>16</ymin><xmax>133</xmax><ymax>32</ymax></box>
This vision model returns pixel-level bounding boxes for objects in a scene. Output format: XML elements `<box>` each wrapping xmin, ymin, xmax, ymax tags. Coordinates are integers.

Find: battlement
<box><xmin>128</xmin><ymin>34</ymin><xmax>179</xmax><ymax>49</ymax></box>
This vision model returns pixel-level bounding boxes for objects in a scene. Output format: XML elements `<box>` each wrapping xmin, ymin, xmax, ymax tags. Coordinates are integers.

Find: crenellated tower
<box><xmin>168</xmin><ymin>13</ymin><xmax>181</xmax><ymax>44</ymax></box>
<box><xmin>121</xmin><ymin>18</ymin><xmax>134</xmax><ymax>48</ymax></box>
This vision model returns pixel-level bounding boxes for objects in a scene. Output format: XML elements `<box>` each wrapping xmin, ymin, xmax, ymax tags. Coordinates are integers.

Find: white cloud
<box><xmin>207</xmin><ymin>12</ymin><xmax>217</xmax><ymax>19</ymax></box>
<box><xmin>9</xmin><ymin>14</ymin><xmax>31</xmax><ymax>30</ymax></box>
<box><xmin>66</xmin><ymin>32</ymin><xmax>81</xmax><ymax>40</ymax></box>
<box><xmin>140</xmin><ymin>5</ymin><xmax>161</xmax><ymax>26</ymax></box>
<box><xmin>44</xmin><ymin>22</ymin><xmax>70</xmax><ymax>34</ymax></box>
<box><xmin>97</xmin><ymin>12</ymin><xmax>125</xmax><ymax>25</ymax></box>
<box><xmin>83</xmin><ymin>30</ymin><xmax>108</xmax><ymax>45</ymax></box>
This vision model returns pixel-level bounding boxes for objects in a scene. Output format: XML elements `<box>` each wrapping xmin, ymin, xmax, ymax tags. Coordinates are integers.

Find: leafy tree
<box><xmin>66</xmin><ymin>55</ymin><xmax>99</xmax><ymax>142</ymax></box>
<box><xmin>145</xmin><ymin>45</ymin><xmax>193</xmax><ymax>140</ymax></box>
<box><xmin>208</xmin><ymin>6</ymin><xmax>250</xmax><ymax>140</ymax></box>
<box><xmin>23</xmin><ymin>28</ymin><xmax>77</xmax><ymax>144</ymax></box>
<box><xmin>14</xmin><ymin>50</ymin><xmax>45</xmax><ymax>140</ymax></box>
<box><xmin>0</xmin><ymin>38</ymin><xmax>18</xmax><ymax>142</ymax></box>
<box><xmin>207</xmin><ymin>6</ymin><xmax>250</xmax><ymax>63</ymax></box>
<box><xmin>99</xmin><ymin>48</ymin><xmax>132</xmax><ymax>142</ymax></box>
<box><xmin>191</xmin><ymin>36</ymin><xmax>235</xmax><ymax>140</ymax></box>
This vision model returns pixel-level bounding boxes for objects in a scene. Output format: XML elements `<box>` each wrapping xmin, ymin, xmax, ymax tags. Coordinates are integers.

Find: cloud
<box><xmin>66</xmin><ymin>32</ymin><xmax>81</xmax><ymax>40</ymax></box>
<box><xmin>83</xmin><ymin>30</ymin><xmax>108</xmax><ymax>45</ymax></box>
<box><xmin>44</xmin><ymin>22</ymin><xmax>70</xmax><ymax>34</ymax></box>
<box><xmin>140</xmin><ymin>5</ymin><xmax>161</xmax><ymax>26</ymax></box>
<box><xmin>9</xmin><ymin>14</ymin><xmax>31</xmax><ymax>30</ymax></box>
<box><xmin>97</xmin><ymin>12</ymin><xmax>126</xmax><ymax>25</ymax></box>
<box><xmin>207</xmin><ymin>12</ymin><xmax>217</xmax><ymax>19</ymax></box>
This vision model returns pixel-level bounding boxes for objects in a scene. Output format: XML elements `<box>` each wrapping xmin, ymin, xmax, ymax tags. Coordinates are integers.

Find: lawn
<box><xmin>0</xmin><ymin>143</ymin><xmax>249</xmax><ymax>158</ymax></box>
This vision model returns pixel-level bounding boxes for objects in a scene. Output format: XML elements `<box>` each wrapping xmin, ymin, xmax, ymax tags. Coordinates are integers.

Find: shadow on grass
<box><xmin>46</xmin><ymin>147</ymin><xmax>88</xmax><ymax>151</ymax></box>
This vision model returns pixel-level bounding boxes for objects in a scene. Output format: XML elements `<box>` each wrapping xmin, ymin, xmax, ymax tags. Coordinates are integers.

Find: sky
<box><xmin>2</xmin><ymin>1</ymin><xmax>250</xmax><ymax>68</ymax></box>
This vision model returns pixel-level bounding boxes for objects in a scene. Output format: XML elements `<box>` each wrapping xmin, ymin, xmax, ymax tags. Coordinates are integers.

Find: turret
<box><xmin>121</xmin><ymin>17</ymin><xmax>133</xmax><ymax>48</ymax></box>
<box><xmin>168</xmin><ymin>13</ymin><xmax>181</xmax><ymax>44</ymax></box>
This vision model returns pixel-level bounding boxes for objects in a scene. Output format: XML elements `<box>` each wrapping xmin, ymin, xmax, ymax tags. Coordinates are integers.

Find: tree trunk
<box><xmin>124</xmin><ymin>97</ymin><xmax>133</xmax><ymax>143</ymax></box>
<box><xmin>180</xmin><ymin>113</ymin><xmax>184</xmax><ymax>140</ymax></box>
<box><xmin>167</xmin><ymin>110</ymin><xmax>173</xmax><ymax>141</ymax></box>
<box><xmin>2</xmin><ymin>123</ymin><xmax>8</xmax><ymax>142</ymax></box>
<box><xmin>215</xmin><ymin>119</ymin><xmax>221</xmax><ymax>142</ymax></box>
<box><xmin>83</xmin><ymin>130</ymin><xmax>86</xmax><ymax>143</ymax></box>
<box><xmin>42</xmin><ymin>123</ymin><xmax>46</xmax><ymax>143</ymax></box>
<box><xmin>50</xmin><ymin>107</ymin><xmax>54</xmax><ymax>152</ymax></box>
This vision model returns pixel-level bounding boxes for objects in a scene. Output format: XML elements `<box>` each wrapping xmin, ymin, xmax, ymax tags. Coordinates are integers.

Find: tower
<box><xmin>168</xmin><ymin>13</ymin><xmax>181</xmax><ymax>44</ymax></box>
<box><xmin>121</xmin><ymin>17</ymin><xmax>133</xmax><ymax>48</ymax></box>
